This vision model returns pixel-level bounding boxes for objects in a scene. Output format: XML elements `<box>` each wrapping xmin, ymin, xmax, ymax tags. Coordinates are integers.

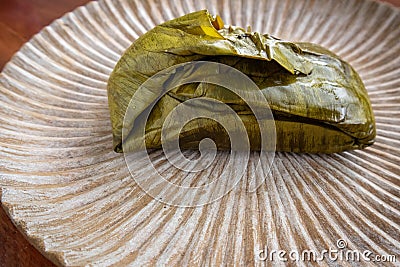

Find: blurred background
<box><xmin>0</xmin><ymin>0</ymin><xmax>88</xmax><ymax>70</ymax></box>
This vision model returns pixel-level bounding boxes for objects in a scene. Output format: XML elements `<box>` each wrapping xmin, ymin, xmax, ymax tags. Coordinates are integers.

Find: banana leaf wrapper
<box><xmin>107</xmin><ymin>10</ymin><xmax>375</xmax><ymax>153</ymax></box>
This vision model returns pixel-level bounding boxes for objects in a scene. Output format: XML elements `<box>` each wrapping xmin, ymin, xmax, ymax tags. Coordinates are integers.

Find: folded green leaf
<box><xmin>107</xmin><ymin>10</ymin><xmax>375</xmax><ymax>153</ymax></box>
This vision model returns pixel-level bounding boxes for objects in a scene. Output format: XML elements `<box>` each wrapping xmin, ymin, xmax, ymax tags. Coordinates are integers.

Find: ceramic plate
<box><xmin>0</xmin><ymin>0</ymin><xmax>399</xmax><ymax>266</ymax></box>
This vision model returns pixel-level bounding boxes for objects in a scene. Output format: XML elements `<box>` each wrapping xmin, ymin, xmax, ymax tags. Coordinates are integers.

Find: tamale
<box><xmin>107</xmin><ymin>10</ymin><xmax>375</xmax><ymax>153</ymax></box>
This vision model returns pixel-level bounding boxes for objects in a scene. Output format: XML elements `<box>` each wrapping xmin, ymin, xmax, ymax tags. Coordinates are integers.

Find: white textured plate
<box><xmin>1</xmin><ymin>0</ymin><xmax>399</xmax><ymax>266</ymax></box>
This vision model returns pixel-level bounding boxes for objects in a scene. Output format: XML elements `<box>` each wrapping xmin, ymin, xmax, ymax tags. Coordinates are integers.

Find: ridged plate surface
<box><xmin>0</xmin><ymin>0</ymin><xmax>399</xmax><ymax>266</ymax></box>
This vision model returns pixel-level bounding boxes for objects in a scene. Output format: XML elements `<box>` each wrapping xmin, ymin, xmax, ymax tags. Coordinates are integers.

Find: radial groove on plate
<box><xmin>0</xmin><ymin>0</ymin><xmax>399</xmax><ymax>266</ymax></box>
